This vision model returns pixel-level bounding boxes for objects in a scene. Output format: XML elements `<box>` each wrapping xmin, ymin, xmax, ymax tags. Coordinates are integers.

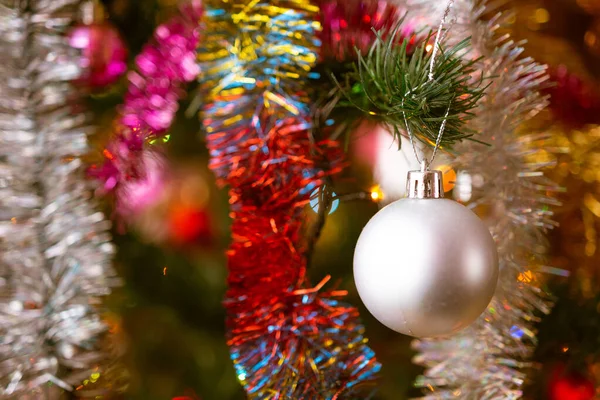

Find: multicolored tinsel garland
<box><xmin>92</xmin><ymin>1</ymin><xmax>202</xmax><ymax>214</ymax></box>
<box><xmin>198</xmin><ymin>0</ymin><xmax>380</xmax><ymax>397</ymax></box>
<box><xmin>407</xmin><ymin>0</ymin><xmax>561</xmax><ymax>398</ymax></box>
<box><xmin>0</xmin><ymin>0</ymin><xmax>121</xmax><ymax>397</ymax></box>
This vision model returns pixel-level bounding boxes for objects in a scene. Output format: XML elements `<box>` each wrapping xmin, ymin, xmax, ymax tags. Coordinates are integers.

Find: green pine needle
<box><xmin>332</xmin><ymin>26</ymin><xmax>487</xmax><ymax>150</ymax></box>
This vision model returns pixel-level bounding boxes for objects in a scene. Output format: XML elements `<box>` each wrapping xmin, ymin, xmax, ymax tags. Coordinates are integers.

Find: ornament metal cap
<box><xmin>406</xmin><ymin>162</ymin><xmax>444</xmax><ymax>199</ymax></box>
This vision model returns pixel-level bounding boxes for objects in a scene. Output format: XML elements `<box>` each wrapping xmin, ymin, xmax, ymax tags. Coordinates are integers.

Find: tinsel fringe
<box><xmin>198</xmin><ymin>0</ymin><xmax>380</xmax><ymax>398</ymax></box>
<box><xmin>0</xmin><ymin>1</ymin><xmax>121</xmax><ymax>397</ymax></box>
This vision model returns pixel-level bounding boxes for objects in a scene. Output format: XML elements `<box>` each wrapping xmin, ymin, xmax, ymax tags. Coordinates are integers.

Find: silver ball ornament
<box><xmin>353</xmin><ymin>169</ymin><xmax>499</xmax><ymax>338</ymax></box>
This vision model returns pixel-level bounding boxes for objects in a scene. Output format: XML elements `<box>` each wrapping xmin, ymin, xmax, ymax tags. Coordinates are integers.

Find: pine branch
<box><xmin>333</xmin><ymin>26</ymin><xmax>486</xmax><ymax>150</ymax></box>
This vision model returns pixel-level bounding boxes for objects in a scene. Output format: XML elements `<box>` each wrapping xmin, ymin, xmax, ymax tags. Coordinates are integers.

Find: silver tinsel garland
<box><xmin>0</xmin><ymin>0</ymin><xmax>120</xmax><ymax>398</ymax></box>
<box><xmin>404</xmin><ymin>0</ymin><xmax>561</xmax><ymax>398</ymax></box>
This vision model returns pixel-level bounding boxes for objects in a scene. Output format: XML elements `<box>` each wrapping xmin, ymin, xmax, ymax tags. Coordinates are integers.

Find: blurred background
<box><xmin>87</xmin><ymin>0</ymin><xmax>600</xmax><ymax>398</ymax></box>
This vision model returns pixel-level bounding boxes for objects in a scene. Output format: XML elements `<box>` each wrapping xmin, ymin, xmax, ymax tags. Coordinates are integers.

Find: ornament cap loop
<box><xmin>406</xmin><ymin>169</ymin><xmax>444</xmax><ymax>199</ymax></box>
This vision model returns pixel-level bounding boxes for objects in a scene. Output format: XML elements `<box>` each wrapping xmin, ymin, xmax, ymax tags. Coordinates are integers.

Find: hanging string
<box><xmin>403</xmin><ymin>0</ymin><xmax>455</xmax><ymax>170</ymax></box>
<box><xmin>428</xmin><ymin>0</ymin><xmax>455</xmax><ymax>82</ymax></box>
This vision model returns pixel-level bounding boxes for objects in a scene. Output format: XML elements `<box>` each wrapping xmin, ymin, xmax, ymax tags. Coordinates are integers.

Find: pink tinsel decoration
<box><xmin>69</xmin><ymin>22</ymin><xmax>128</xmax><ymax>88</ymax></box>
<box><xmin>117</xmin><ymin>149</ymin><xmax>169</xmax><ymax>216</ymax></box>
<box><xmin>92</xmin><ymin>1</ymin><xmax>202</xmax><ymax>215</ymax></box>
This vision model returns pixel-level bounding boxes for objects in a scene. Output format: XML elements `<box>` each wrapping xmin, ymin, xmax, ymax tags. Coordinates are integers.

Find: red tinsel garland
<box><xmin>199</xmin><ymin>0</ymin><xmax>380</xmax><ymax>396</ymax></box>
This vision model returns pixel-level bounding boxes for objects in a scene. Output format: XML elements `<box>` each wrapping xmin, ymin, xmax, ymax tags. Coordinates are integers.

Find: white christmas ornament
<box><xmin>353</xmin><ymin>168</ymin><xmax>499</xmax><ymax>338</ymax></box>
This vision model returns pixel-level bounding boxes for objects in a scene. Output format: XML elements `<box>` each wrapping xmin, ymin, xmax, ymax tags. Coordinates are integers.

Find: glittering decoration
<box><xmin>69</xmin><ymin>22</ymin><xmax>128</xmax><ymax>89</ymax></box>
<box><xmin>406</xmin><ymin>0</ymin><xmax>561</xmax><ymax>398</ymax></box>
<box><xmin>0</xmin><ymin>0</ymin><xmax>121</xmax><ymax>397</ymax></box>
<box><xmin>319</xmin><ymin>0</ymin><xmax>409</xmax><ymax>61</ymax></box>
<box><xmin>198</xmin><ymin>0</ymin><xmax>380</xmax><ymax>397</ymax></box>
<box><xmin>92</xmin><ymin>1</ymin><xmax>202</xmax><ymax>214</ymax></box>
<box><xmin>545</xmin><ymin>66</ymin><xmax>600</xmax><ymax>128</ymax></box>
<box><xmin>545</xmin><ymin>124</ymin><xmax>600</xmax><ymax>296</ymax></box>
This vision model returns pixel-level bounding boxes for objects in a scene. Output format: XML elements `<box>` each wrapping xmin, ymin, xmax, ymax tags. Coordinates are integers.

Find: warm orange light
<box><xmin>518</xmin><ymin>270</ymin><xmax>534</xmax><ymax>283</ymax></box>
<box><xmin>534</xmin><ymin>8</ymin><xmax>550</xmax><ymax>24</ymax></box>
<box><xmin>437</xmin><ymin>164</ymin><xmax>457</xmax><ymax>192</ymax></box>
<box><xmin>104</xmin><ymin>312</ymin><xmax>122</xmax><ymax>335</ymax></box>
<box><xmin>585</xmin><ymin>31</ymin><xmax>597</xmax><ymax>48</ymax></box>
<box><xmin>370</xmin><ymin>185</ymin><xmax>383</xmax><ymax>201</ymax></box>
<box><xmin>102</xmin><ymin>149</ymin><xmax>114</xmax><ymax>160</ymax></box>
<box><xmin>425</xmin><ymin>44</ymin><xmax>433</xmax><ymax>52</ymax></box>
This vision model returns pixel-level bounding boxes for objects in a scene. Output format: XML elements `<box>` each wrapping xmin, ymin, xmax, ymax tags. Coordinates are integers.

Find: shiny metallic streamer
<box><xmin>404</xmin><ymin>0</ymin><xmax>560</xmax><ymax>398</ymax></box>
<box><xmin>198</xmin><ymin>0</ymin><xmax>380</xmax><ymax>397</ymax></box>
<box><xmin>0</xmin><ymin>0</ymin><xmax>120</xmax><ymax>397</ymax></box>
<box><xmin>91</xmin><ymin>1</ymin><xmax>202</xmax><ymax>216</ymax></box>
<box><xmin>199</xmin><ymin>0</ymin><xmax>322</xmax><ymax>183</ymax></box>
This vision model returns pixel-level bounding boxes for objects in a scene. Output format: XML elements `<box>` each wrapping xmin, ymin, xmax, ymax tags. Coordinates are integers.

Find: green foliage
<box><xmin>524</xmin><ymin>285</ymin><xmax>600</xmax><ymax>398</ymax></box>
<box><xmin>333</xmin><ymin>27</ymin><xmax>486</xmax><ymax>150</ymax></box>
